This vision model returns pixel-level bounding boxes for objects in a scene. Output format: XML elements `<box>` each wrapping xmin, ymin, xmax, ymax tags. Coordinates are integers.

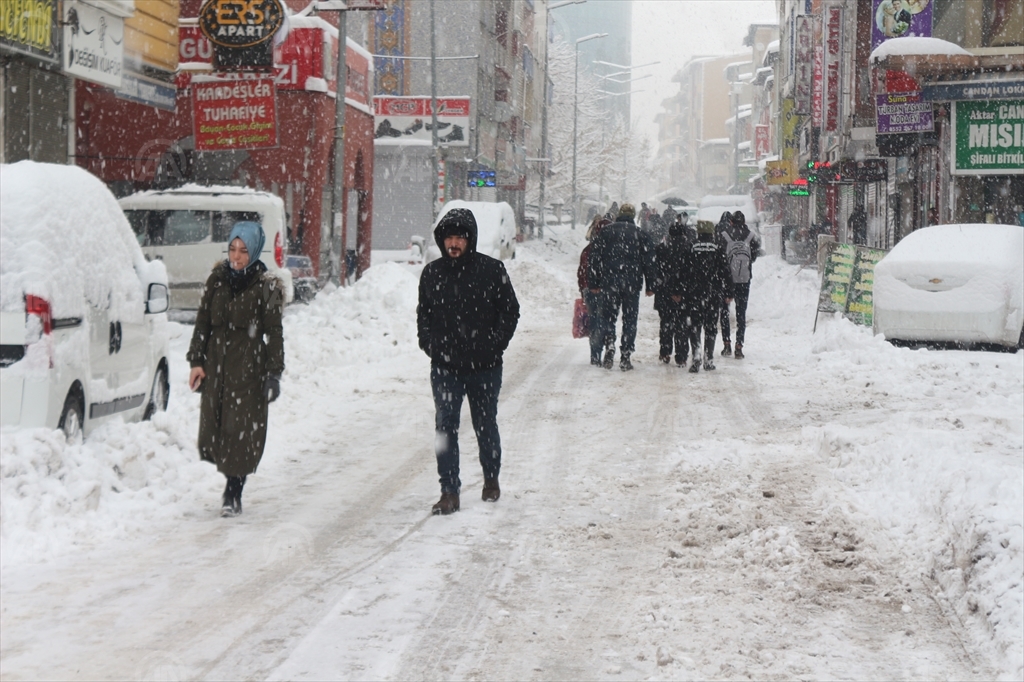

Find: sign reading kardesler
<box><xmin>193</xmin><ymin>78</ymin><xmax>277</xmax><ymax>151</ymax></box>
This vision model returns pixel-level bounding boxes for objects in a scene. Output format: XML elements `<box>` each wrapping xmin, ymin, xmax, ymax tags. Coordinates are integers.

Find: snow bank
<box><xmin>0</xmin><ymin>161</ymin><xmax>145</xmax><ymax>319</ymax></box>
<box><xmin>870</xmin><ymin>36</ymin><xmax>972</xmax><ymax>62</ymax></box>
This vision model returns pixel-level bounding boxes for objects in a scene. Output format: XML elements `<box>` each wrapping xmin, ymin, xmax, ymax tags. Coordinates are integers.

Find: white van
<box><xmin>0</xmin><ymin>162</ymin><xmax>171</xmax><ymax>441</ymax></box>
<box><xmin>118</xmin><ymin>185</ymin><xmax>294</xmax><ymax>310</ymax></box>
<box><xmin>426</xmin><ymin>200</ymin><xmax>517</xmax><ymax>263</ymax></box>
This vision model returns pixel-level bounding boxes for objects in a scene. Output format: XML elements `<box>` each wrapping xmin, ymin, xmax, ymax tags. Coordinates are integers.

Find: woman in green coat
<box><xmin>187</xmin><ymin>221</ymin><xmax>285</xmax><ymax>517</ymax></box>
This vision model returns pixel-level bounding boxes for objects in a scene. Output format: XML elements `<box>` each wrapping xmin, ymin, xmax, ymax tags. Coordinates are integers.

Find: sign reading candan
<box><xmin>953</xmin><ymin>100</ymin><xmax>1024</xmax><ymax>175</ymax></box>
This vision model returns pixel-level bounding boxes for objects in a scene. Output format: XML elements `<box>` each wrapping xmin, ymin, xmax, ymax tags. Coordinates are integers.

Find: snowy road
<box><xmin>2</xmin><ymin>226</ymin><xmax>1021</xmax><ymax>680</ymax></box>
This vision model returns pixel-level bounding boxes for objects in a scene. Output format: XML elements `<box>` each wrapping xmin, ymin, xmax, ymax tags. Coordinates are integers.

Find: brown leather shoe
<box><xmin>482</xmin><ymin>478</ymin><xmax>500</xmax><ymax>502</ymax></box>
<box><xmin>431</xmin><ymin>492</ymin><xmax>460</xmax><ymax>515</ymax></box>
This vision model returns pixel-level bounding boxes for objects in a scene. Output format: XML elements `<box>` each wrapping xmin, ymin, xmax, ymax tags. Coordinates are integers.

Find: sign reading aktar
<box><xmin>952</xmin><ymin>99</ymin><xmax>1024</xmax><ymax>175</ymax></box>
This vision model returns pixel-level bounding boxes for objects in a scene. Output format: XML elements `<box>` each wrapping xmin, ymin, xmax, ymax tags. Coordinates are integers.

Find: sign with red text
<box><xmin>373</xmin><ymin>96</ymin><xmax>470</xmax><ymax>146</ymax></box>
<box><xmin>192</xmin><ymin>78</ymin><xmax>278</xmax><ymax>151</ymax></box>
<box><xmin>824</xmin><ymin>6</ymin><xmax>843</xmax><ymax>133</ymax></box>
<box><xmin>794</xmin><ymin>15</ymin><xmax>815</xmax><ymax>115</ymax></box>
<box><xmin>755</xmin><ymin>125</ymin><xmax>770</xmax><ymax>159</ymax></box>
<box><xmin>812</xmin><ymin>44</ymin><xmax>823</xmax><ymax>127</ymax></box>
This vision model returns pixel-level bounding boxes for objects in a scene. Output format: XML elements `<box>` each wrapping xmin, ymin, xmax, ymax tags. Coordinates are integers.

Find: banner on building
<box><xmin>781</xmin><ymin>98</ymin><xmax>799</xmax><ymax>160</ymax></box>
<box><xmin>63</xmin><ymin>1</ymin><xmax>125</xmax><ymax>88</ymax></box>
<box><xmin>952</xmin><ymin>100</ymin><xmax>1024</xmax><ymax>176</ymax></box>
<box><xmin>373</xmin><ymin>96</ymin><xmax>471</xmax><ymax>146</ymax></box>
<box><xmin>1</xmin><ymin>0</ymin><xmax>59</xmax><ymax>65</ymax></box>
<box><xmin>794</xmin><ymin>15</ymin><xmax>814</xmax><ymax>115</ymax></box>
<box><xmin>192</xmin><ymin>77</ymin><xmax>278</xmax><ymax>151</ymax></box>
<box><xmin>876</xmin><ymin>91</ymin><xmax>933</xmax><ymax>134</ymax></box>
<box><xmin>923</xmin><ymin>80</ymin><xmax>1024</xmax><ymax>102</ymax></box>
<box><xmin>812</xmin><ymin>45</ymin><xmax>823</xmax><ymax>128</ymax></box>
<box><xmin>754</xmin><ymin>125</ymin><xmax>770</xmax><ymax>160</ymax></box>
<box><xmin>823</xmin><ymin>6</ymin><xmax>842</xmax><ymax>134</ymax></box>
<box><xmin>871</xmin><ymin>0</ymin><xmax>933</xmax><ymax>51</ymax></box>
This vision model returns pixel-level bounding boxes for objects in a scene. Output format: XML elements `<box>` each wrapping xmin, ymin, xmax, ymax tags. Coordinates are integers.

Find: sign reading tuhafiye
<box><xmin>952</xmin><ymin>100</ymin><xmax>1024</xmax><ymax>175</ymax></box>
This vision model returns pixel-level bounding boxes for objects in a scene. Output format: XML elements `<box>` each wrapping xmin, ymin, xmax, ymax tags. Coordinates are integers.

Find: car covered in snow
<box><xmin>426</xmin><ymin>200</ymin><xmax>517</xmax><ymax>262</ymax></box>
<box><xmin>873</xmin><ymin>223</ymin><xmax>1024</xmax><ymax>350</ymax></box>
<box><xmin>0</xmin><ymin>162</ymin><xmax>171</xmax><ymax>441</ymax></box>
<box><xmin>118</xmin><ymin>185</ymin><xmax>293</xmax><ymax>311</ymax></box>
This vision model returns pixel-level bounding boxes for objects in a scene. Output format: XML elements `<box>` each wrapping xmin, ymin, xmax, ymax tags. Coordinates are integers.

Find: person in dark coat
<box><xmin>683</xmin><ymin>220</ymin><xmax>729</xmax><ymax>373</ymax></box>
<box><xmin>654</xmin><ymin>221</ymin><xmax>691</xmax><ymax>366</ymax></box>
<box><xmin>849</xmin><ymin>207</ymin><xmax>867</xmax><ymax>245</ymax></box>
<box><xmin>418</xmin><ymin>208</ymin><xmax>520</xmax><ymax>515</ymax></box>
<box><xmin>187</xmin><ymin>221</ymin><xmax>285</xmax><ymax>517</ymax></box>
<box><xmin>588</xmin><ymin>203</ymin><xmax>657</xmax><ymax>371</ymax></box>
<box><xmin>719</xmin><ymin>210</ymin><xmax>761</xmax><ymax>359</ymax></box>
<box><xmin>579</xmin><ymin>217</ymin><xmax>611</xmax><ymax>366</ymax></box>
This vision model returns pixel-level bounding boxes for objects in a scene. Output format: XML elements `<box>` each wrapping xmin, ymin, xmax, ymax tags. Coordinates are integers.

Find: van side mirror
<box><xmin>146</xmin><ymin>283</ymin><xmax>169</xmax><ymax>314</ymax></box>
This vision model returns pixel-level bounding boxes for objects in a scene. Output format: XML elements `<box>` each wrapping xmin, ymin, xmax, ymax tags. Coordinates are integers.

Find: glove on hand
<box><xmin>263</xmin><ymin>375</ymin><xmax>281</xmax><ymax>403</ymax></box>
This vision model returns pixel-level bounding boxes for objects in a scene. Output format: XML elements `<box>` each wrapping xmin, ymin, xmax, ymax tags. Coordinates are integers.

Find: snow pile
<box><xmin>0</xmin><ymin>161</ymin><xmax>146</xmax><ymax>319</ymax></box>
<box><xmin>870</xmin><ymin>36</ymin><xmax>972</xmax><ymax>62</ymax></box>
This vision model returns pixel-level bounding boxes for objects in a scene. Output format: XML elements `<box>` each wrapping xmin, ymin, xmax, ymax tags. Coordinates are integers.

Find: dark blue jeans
<box><xmin>431</xmin><ymin>364</ymin><xmax>503</xmax><ymax>494</ymax></box>
<box><xmin>603</xmin><ymin>287</ymin><xmax>640</xmax><ymax>356</ymax></box>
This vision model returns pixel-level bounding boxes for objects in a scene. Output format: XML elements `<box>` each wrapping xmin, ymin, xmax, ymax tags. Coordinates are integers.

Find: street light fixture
<box><xmin>538</xmin><ymin>0</ymin><xmax>586</xmax><ymax>237</ymax></box>
<box><xmin>596</xmin><ymin>72</ymin><xmax>653</xmax><ymax>85</ymax></box>
<box><xmin>571</xmin><ymin>32</ymin><xmax>607</xmax><ymax>230</ymax></box>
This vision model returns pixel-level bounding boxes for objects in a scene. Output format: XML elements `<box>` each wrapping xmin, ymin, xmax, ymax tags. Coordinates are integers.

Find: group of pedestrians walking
<box><xmin>578</xmin><ymin>204</ymin><xmax>760</xmax><ymax>373</ymax></box>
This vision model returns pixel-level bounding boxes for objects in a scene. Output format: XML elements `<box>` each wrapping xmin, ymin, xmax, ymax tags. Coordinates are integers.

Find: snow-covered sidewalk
<box><xmin>2</xmin><ymin>225</ymin><xmax>1021</xmax><ymax>680</ymax></box>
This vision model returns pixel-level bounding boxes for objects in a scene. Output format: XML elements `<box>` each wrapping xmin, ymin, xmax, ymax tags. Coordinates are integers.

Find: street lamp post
<box><xmin>538</xmin><ymin>0</ymin><xmax>584</xmax><ymax>237</ymax></box>
<box><xmin>571</xmin><ymin>32</ymin><xmax>606</xmax><ymax>230</ymax></box>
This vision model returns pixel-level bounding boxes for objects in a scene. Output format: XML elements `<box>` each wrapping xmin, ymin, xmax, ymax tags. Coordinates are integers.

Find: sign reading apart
<box><xmin>871</xmin><ymin>0</ymin><xmax>933</xmax><ymax>51</ymax></box>
<box><xmin>63</xmin><ymin>1</ymin><xmax>124</xmax><ymax>88</ymax></box>
<box><xmin>192</xmin><ymin>78</ymin><xmax>278</xmax><ymax>151</ymax></box>
<box><xmin>199</xmin><ymin>0</ymin><xmax>285</xmax><ymax>70</ymax></box>
<box><xmin>1</xmin><ymin>0</ymin><xmax>59</xmax><ymax>64</ymax></box>
<box><xmin>876</xmin><ymin>91</ymin><xmax>933</xmax><ymax>134</ymax></box>
<box><xmin>817</xmin><ymin>242</ymin><xmax>887</xmax><ymax>327</ymax></box>
<box><xmin>373</xmin><ymin>96</ymin><xmax>470</xmax><ymax>146</ymax></box>
<box><xmin>794</xmin><ymin>15</ymin><xmax>814</xmax><ymax>115</ymax></box>
<box><xmin>952</xmin><ymin>99</ymin><xmax>1024</xmax><ymax>176</ymax></box>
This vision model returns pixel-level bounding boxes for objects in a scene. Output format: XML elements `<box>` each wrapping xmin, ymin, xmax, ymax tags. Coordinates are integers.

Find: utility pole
<box><xmin>430</xmin><ymin>0</ymin><xmax>440</xmax><ymax>217</ymax></box>
<box><xmin>330</xmin><ymin>8</ymin><xmax>348</xmax><ymax>285</ymax></box>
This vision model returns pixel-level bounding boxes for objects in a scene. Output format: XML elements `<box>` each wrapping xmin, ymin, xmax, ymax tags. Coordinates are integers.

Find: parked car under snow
<box><xmin>873</xmin><ymin>223</ymin><xmax>1024</xmax><ymax>350</ymax></box>
<box><xmin>426</xmin><ymin>200</ymin><xmax>517</xmax><ymax>263</ymax></box>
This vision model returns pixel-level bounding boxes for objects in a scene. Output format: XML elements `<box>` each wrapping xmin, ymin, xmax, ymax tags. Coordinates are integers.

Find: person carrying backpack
<box><xmin>719</xmin><ymin>211</ymin><xmax>760</xmax><ymax>359</ymax></box>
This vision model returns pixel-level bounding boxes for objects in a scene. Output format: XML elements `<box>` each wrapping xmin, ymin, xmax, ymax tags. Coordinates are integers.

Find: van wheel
<box><xmin>58</xmin><ymin>390</ymin><xmax>84</xmax><ymax>444</ymax></box>
<box><xmin>144</xmin><ymin>363</ymin><xmax>170</xmax><ymax>420</ymax></box>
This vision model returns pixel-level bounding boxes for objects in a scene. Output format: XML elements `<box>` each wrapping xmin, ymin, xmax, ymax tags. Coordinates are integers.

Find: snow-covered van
<box><xmin>0</xmin><ymin>162</ymin><xmax>171</xmax><ymax>441</ymax></box>
<box><xmin>426</xmin><ymin>200</ymin><xmax>517</xmax><ymax>263</ymax></box>
<box><xmin>118</xmin><ymin>185</ymin><xmax>294</xmax><ymax>310</ymax></box>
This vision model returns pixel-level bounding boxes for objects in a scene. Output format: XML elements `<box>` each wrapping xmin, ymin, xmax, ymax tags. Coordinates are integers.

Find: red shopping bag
<box><xmin>572</xmin><ymin>298</ymin><xmax>590</xmax><ymax>339</ymax></box>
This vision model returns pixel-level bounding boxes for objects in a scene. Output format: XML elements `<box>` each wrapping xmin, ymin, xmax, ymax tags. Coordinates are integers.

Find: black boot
<box><xmin>222</xmin><ymin>476</ymin><xmax>245</xmax><ymax>517</ymax></box>
<box><xmin>221</xmin><ymin>478</ymin><xmax>234</xmax><ymax>517</ymax></box>
<box><xmin>602</xmin><ymin>347</ymin><xmax>615</xmax><ymax>370</ymax></box>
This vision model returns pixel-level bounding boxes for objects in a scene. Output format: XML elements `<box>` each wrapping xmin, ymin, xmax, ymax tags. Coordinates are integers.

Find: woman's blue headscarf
<box><xmin>227</xmin><ymin>221</ymin><xmax>265</xmax><ymax>271</ymax></box>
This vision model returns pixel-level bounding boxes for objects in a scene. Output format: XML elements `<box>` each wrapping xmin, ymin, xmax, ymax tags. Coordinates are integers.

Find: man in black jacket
<box><xmin>684</xmin><ymin>220</ymin><xmax>729</xmax><ymax>373</ymax></box>
<box><xmin>588</xmin><ymin>203</ymin><xmax>656</xmax><ymax>371</ymax></box>
<box><xmin>418</xmin><ymin>209</ymin><xmax>520</xmax><ymax>515</ymax></box>
<box><xmin>654</xmin><ymin>221</ymin><xmax>691</xmax><ymax>366</ymax></box>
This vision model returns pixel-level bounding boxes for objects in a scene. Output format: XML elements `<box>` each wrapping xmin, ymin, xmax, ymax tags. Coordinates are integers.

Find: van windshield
<box><xmin>126</xmin><ymin>210</ymin><xmax>262</xmax><ymax>246</ymax></box>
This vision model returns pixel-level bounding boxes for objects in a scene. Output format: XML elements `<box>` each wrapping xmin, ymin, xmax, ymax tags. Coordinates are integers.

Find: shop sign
<box><xmin>199</xmin><ymin>0</ymin><xmax>285</xmax><ymax>70</ymax></box>
<box><xmin>467</xmin><ymin>170</ymin><xmax>496</xmax><ymax>187</ymax></box>
<box><xmin>781</xmin><ymin>98</ymin><xmax>799</xmax><ymax>160</ymax></box>
<box><xmin>755</xmin><ymin>125</ymin><xmax>770</xmax><ymax>160</ymax></box>
<box><xmin>766</xmin><ymin>159</ymin><xmax>797</xmax><ymax>185</ymax></box>
<box><xmin>1</xmin><ymin>0</ymin><xmax>59</xmax><ymax>65</ymax></box>
<box><xmin>812</xmin><ymin>44</ymin><xmax>823</xmax><ymax>128</ymax></box>
<box><xmin>63</xmin><ymin>1</ymin><xmax>124</xmax><ymax>88</ymax></box>
<box><xmin>794</xmin><ymin>15</ymin><xmax>815</xmax><ymax>115</ymax></box>
<box><xmin>922</xmin><ymin>80</ymin><xmax>1024</xmax><ymax>102</ymax></box>
<box><xmin>876</xmin><ymin>91</ymin><xmax>933</xmax><ymax>134</ymax></box>
<box><xmin>192</xmin><ymin>77</ymin><xmax>278</xmax><ymax>151</ymax></box>
<box><xmin>373</xmin><ymin>96</ymin><xmax>470</xmax><ymax>147</ymax></box>
<box><xmin>116</xmin><ymin>72</ymin><xmax>176</xmax><ymax>111</ymax></box>
<box><xmin>952</xmin><ymin>99</ymin><xmax>1024</xmax><ymax>176</ymax></box>
<box><xmin>823</xmin><ymin>6</ymin><xmax>842</xmax><ymax>134</ymax></box>
<box><xmin>871</xmin><ymin>0</ymin><xmax>933</xmax><ymax>51</ymax></box>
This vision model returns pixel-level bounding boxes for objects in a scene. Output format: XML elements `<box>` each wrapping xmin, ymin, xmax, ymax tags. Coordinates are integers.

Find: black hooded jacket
<box><xmin>417</xmin><ymin>208</ymin><xmax>520</xmax><ymax>373</ymax></box>
<box><xmin>683</xmin><ymin>233</ymin><xmax>729</xmax><ymax>307</ymax></box>
<box><xmin>588</xmin><ymin>215</ymin><xmax>656</xmax><ymax>293</ymax></box>
<box><xmin>653</xmin><ymin>226</ymin><xmax>690</xmax><ymax>311</ymax></box>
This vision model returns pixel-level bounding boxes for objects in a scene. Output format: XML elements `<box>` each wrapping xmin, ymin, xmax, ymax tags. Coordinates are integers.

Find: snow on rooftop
<box><xmin>870</xmin><ymin>37</ymin><xmax>972</xmax><ymax>63</ymax></box>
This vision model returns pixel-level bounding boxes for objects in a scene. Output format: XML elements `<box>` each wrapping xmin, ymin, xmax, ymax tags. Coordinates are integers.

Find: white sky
<box><xmin>630</xmin><ymin>0</ymin><xmax>779</xmax><ymax>147</ymax></box>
